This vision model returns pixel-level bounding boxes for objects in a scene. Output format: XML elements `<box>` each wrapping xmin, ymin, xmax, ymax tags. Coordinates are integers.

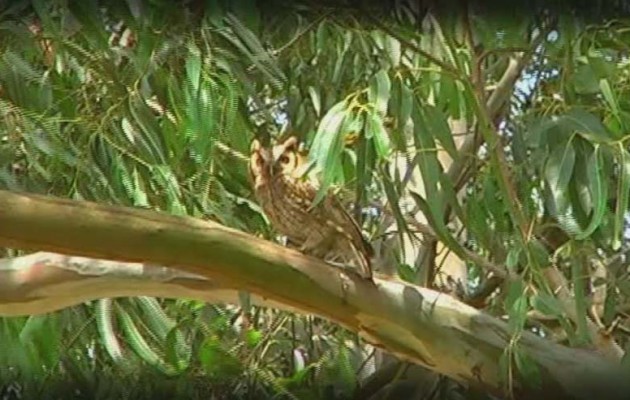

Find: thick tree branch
<box><xmin>0</xmin><ymin>189</ymin><xmax>628</xmax><ymax>399</ymax></box>
<box><xmin>0</xmin><ymin>252</ymin><xmax>293</xmax><ymax>317</ymax></box>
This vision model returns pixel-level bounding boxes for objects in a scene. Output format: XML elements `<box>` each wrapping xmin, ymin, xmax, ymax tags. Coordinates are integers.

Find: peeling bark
<box><xmin>0</xmin><ymin>189</ymin><xmax>628</xmax><ymax>399</ymax></box>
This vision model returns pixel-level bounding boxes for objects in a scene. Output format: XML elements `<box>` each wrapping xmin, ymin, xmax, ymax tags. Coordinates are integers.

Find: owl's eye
<box><xmin>279</xmin><ymin>155</ymin><xmax>290</xmax><ymax>164</ymax></box>
<box><xmin>255</xmin><ymin>156</ymin><xmax>263</xmax><ymax>166</ymax></box>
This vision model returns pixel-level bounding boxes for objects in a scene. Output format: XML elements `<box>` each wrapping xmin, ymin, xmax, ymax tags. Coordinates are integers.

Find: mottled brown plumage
<box><xmin>249</xmin><ymin>136</ymin><xmax>373</xmax><ymax>279</ymax></box>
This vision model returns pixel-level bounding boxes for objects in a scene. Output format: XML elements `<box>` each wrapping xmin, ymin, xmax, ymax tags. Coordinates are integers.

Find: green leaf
<box><xmin>384</xmin><ymin>36</ymin><xmax>401</xmax><ymax>66</ymax></box>
<box><xmin>506</xmin><ymin>247</ymin><xmax>521</xmax><ymax>271</ymax></box>
<box><xmin>575</xmin><ymin>145</ymin><xmax>607</xmax><ymax>239</ymax></box>
<box><xmin>245</xmin><ymin>329</ymin><xmax>263</xmax><ymax>347</ymax></box>
<box><xmin>397</xmin><ymin>263</ymin><xmax>415</xmax><ymax>282</ymax></box>
<box><xmin>19</xmin><ymin>315</ymin><xmax>60</xmax><ymax>368</ymax></box>
<box><xmin>411</xmin><ymin>104</ymin><xmax>442</xmax><ymax>220</ymax></box>
<box><xmin>599</xmin><ymin>79</ymin><xmax>619</xmax><ymax>116</ymax></box>
<box><xmin>388</xmin><ymin>78</ymin><xmax>412</xmax><ymax>151</ymax></box>
<box><xmin>399</xmin><ymin>80</ymin><xmax>413</xmax><ymax>127</ymax></box>
<box><xmin>505</xmin><ymin>277</ymin><xmax>522</xmax><ymax>304</ymax></box>
<box><xmin>354</xmin><ymin>134</ymin><xmax>373</xmax><ymax>211</ymax></box>
<box><xmin>465</xmin><ymin>197</ymin><xmax>491</xmax><ymax>250</ymax></box>
<box><xmin>513</xmin><ymin>347</ymin><xmax>542</xmax><ymax>389</ymax></box>
<box><xmin>366</xmin><ymin>111</ymin><xmax>391</xmax><ymax>159</ymax></box>
<box><xmin>117</xmin><ymin>306</ymin><xmax>176</xmax><ymax>375</ymax></box>
<box><xmin>572</xmin><ymin>64</ymin><xmax>600</xmax><ymax>94</ymax></box>
<box><xmin>424</xmin><ymin>105</ymin><xmax>459</xmax><ymax>162</ymax></box>
<box><xmin>571</xmin><ymin>257</ymin><xmax>590</xmax><ymax>345</ymax></box>
<box><xmin>381</xmin><ymin>166</ymin><xmax>410</xmax><ymax>240</ymax></box>
<box><xmin>368</xmin><ymin>69</ymin><xmax>391</xmax><ymax>116</ymax></box>
<box><xmin>185</xmin><ymin>43</ymin><xmax>202</xmax><ymax>93</ymax></box>
<box><xmin>613</xmin><ymin>148</ymin><xmax>630</xmax><ymax>249</ymax></box>
<box><xmin>545</xmin><ymin>140</ymin><xmax>576</xmax><ymax>209</ymax></box>
<box><xmin>530</xmin><ymin>292</ymin><xmax>563</xmax><ymax>318</ymax></box>
<box><xmin>199</xmin><ymin>337</ymin><xmax>242</xmax><ymax>379</ymax></box>
<box><xmin>308</xmin><ymin>86</ymin><xmax>321</xmax><ymax>117</ymax></box>
<box><xmin>224</xmin><ymin>13</ymin><xmax>285</xmax><ymax>89</ymax></box>
<box><xmin>563</xmin><ymin>108</ymin><xmax>615</xmax><ymax>143</ymax></box>
<box><xmin>311</xmin><ymin>101</ymin><xmax>348</xmax><ymax>204</ymax></box>
<box><xmin>527</xmin><ymin>239</ymin><xmax>550</xmax><ymax>269</ymax></box>
<box><xmin>153</xmin><ymin>165</ymin><xmax>187</xmax><ymax>216</ymax></box>
<box><xmin>129</xmin><ymin>94</ymin><xmax>167</xmax><ymax>164</ymax></box>
<box><xmin>439</xmin><ymin>75</ymin><xmax>460</xmax><ymax>119</ymax></box>
<box><xmin>508</xmin><ymin>296</ymin><xmax>528</xmax><ymax>334</ymax></box>
<box><xmin>604</xmin><ymin>284</ymin><xmax>618</xmax><ymax>326</ymax></box>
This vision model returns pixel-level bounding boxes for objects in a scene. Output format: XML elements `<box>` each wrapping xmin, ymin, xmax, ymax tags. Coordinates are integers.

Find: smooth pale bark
<box><xmin>0</xmin><ymin>189</ymin><xmax>628</xmax><ymax>399</ymax></box>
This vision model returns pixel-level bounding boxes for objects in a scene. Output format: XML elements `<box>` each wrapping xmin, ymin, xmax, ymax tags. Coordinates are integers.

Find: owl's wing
<box><xmin>298</xmin><ymin>180</ymin><xmax>373</xmax><ymax>258</ymax></box>
<box><xmin>326</xmin><ymin>194</ymin><xmax>374</xmax><ymax>258</ymax></box>
<box><xmin>293</xmin><ymin>178</ymin><xmax>373</xmax><ymax>278</ymax></box>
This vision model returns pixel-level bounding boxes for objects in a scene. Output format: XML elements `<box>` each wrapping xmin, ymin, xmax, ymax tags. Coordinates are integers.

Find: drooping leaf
<box><xmin>544</xmin><ymin>139</ymin><xmax>576</xmax><ymax>208</ymax></box>
<box><xmin>563</xmin><ymin>108</ymin><xmax>615</xmax><ymax>144</ymax></box>
<box><xmin>575</xmin><ymin>145</ymin><xmax>607</xmax><ymax>240</ymax></box>
<box><xmin>613</xmin><ymin>147</ymin><xmax>630</xmax><ymax>249</ymax></box>
<box><xmin>365</xmin><ymin>111</ymin><xmax>391</xmax><ymax>159</ymax></box>
<box><xmin>368</xmin><ymin>69</ymin><xmax>391</xmax><ymax>116</ymax></box>
<box><xmin>424</xmin><ymin>104</ymin><xmax>459</xmax><ymax>162</ymax></box>
<box><xmin>311</xmin><ymin>101</ymin><xmax>348</xmax><ymax>204</ymax></box>
<box><xmin>308</xmin><ymin>86</ymin><xmax>321</xmax><ymax>117</ymax></box>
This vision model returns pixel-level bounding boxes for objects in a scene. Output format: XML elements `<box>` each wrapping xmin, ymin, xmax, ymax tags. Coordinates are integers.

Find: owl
<box><xmin>249</xmin><ymin>136</ymin><xmax>373</xmax><ymax>280</ymax></box>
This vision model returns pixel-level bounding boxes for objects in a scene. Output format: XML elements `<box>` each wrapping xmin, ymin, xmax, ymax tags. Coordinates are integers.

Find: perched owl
<box><xmin>249</xmin><ymin>136</ymin><xmax>373</xmax><ymax>280</ymax></box>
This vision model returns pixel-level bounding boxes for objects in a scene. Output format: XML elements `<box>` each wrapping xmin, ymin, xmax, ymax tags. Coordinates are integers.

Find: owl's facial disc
<box><xmin>268</xmin><ymin>136</ymin><xmax>298</xmax><ymax>174</ymax></box>
<box><xmin>250</xmin><ymin>140</ymin><xmax>274</xmax><ymax>190</ymax></box>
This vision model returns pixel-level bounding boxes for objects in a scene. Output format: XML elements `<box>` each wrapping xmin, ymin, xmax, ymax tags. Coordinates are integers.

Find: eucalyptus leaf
<box><xmin>311</xmin><ymin>101</ymin><xmax>348</xmax><ymax>204</ymax></box>
<box><xmin>424</xmin><ymin>105</ymin><xmax>459</xmax><ymax>162</ymax></box>
<box><xmin>575</xmin><ymin>145</ymin><xmax>607</xmax><ymax>239</ymax></box>
<box><xmin>513</xmin><ymin>347</ymin><xmax>542</xmax><ymax>389</ymax></box>
<box><xmin>530</xmin><ymin>292</ymin><xmax>564</xmax><ymax>318</ymax></box>
<box><xmin>308</xmin><ymin>86</ymin><xmax>321</xmax><ymax>117</ymax></box>
<box><xmin>563</xmin><ymin>108</ymin><xmax>615</xmax><ymax>144</ymax></box>
<box><xmin>366</xmin><ymin>111</ymin><xmax>391</xmax><ymax>159</ymax></box>
<box><xmin>368</xmin><ymin>69</ymin><xmax>391</xmax><ymax>116</ymax></box>
<box><xmin>544</xmin><ymin>140</ymin><xmax>576</xmax><ymax>205</ymax></box>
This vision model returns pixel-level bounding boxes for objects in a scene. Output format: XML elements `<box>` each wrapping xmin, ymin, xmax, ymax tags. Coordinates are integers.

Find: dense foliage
<box><xmin>1</xmin><ymin>0</ymin><xmax>630</xmax><ymax>398</ymax></box>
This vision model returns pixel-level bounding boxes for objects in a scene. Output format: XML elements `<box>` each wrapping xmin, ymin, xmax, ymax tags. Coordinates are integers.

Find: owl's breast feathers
<box><xmin>265</xmin><ymin>173</ymin><xmax>374</xmax><ymax>272</ymax></box>
<box><xmin>249</xmin><ymin>137</ymin><xmax>373</xmax><ymax>279</ymax></box>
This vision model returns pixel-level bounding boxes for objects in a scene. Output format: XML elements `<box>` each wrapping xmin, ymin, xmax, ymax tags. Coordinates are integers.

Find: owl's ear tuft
<box><xmin>251</xmin><ymin>139</ymin><xmax>262</xmax><ymax>152</ymax></box>
<box><xmin>282</xmin><ymin>136</ymin><xmax>299</xmax><ymax>151</ymax></box>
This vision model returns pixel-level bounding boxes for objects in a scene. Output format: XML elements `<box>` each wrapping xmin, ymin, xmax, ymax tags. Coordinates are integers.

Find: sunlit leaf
<box><xmin>365</xmin><ymin>111</ymin><xmax>391</xmax><ymax>159</ymax></box>
<box><xmin>308</xmin><ymin>86</ymin><xmax>321</xmax><ymax>117</ymax></box>
<box><xmin>311</xmin><ymin>101</ymin><xmax>347</xmax><ymax>204</ymax></box>
<box><xmin>368</xmin><ymin>69</ymin><xmax>390</xmax><ymax>116</ymax></box>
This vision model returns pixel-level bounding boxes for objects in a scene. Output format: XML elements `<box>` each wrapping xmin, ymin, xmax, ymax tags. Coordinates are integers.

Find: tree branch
<box><xmin>0</xmin><ymin>189</ymin><xmax>627</xmax><ymax>399</ymax></box>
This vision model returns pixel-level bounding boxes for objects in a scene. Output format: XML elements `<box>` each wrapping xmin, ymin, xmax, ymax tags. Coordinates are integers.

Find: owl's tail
<box><xmin>349</xmin><ymin>241</ymin><xmax>373</xmax><ymax>280</ymax></box>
